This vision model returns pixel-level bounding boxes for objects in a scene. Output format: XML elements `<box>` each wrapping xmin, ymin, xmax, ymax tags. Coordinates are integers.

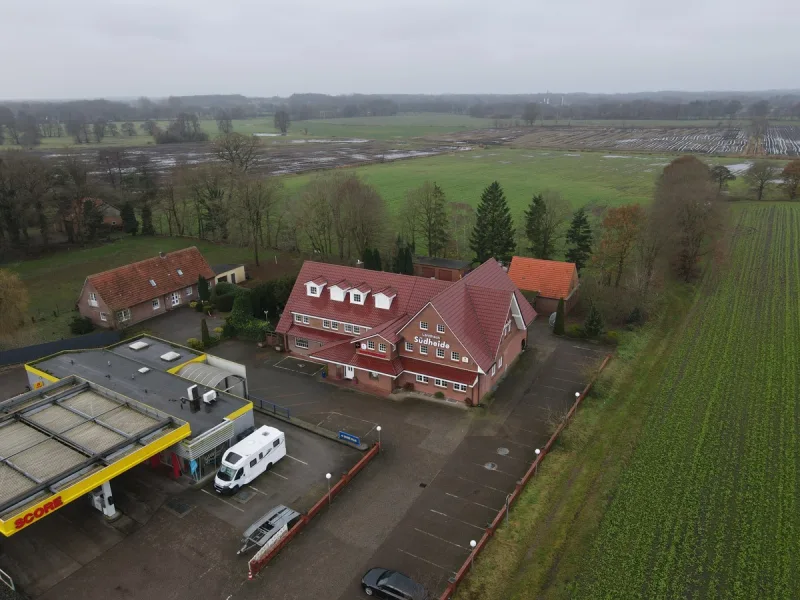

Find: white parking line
<box><xmin>471</xmin><ymin>462</ymin><xmax>520</xmax><ymax>478</ymax></box>
<box><xmin>445</xmin><ymin>492</ymin><xmax>498</xmax><ymax>511</ymax></box>
<box><xmin>539</xmin><ymin>383</ymin><xmax>571</xmax><ymax>392</ymax></box>
<box><xmin>429</xmin><ymin>509</ymin><xmax>485</xmax><ymax>531</ymax></box>
<box><xmin>397</xmin><ymin>548</ymin><xmax>453</xmax><ymax>573</ymax></box>
<box><xmin>201</xmin><ymin>489</ymin><xmax>244</xmax><ymax>512</ymax></box>
<box><xmin>248</xmin><ymin>485</ymin><xmax>270</xmax><ymax>496</ymax></box>
<box><xmin>551</xmin><ymin>376</ymin><xmax>585</xmax><ymax>385</ymax></box>
<box><xmin>286</xmin><ymin>454</ymin><xmax>309</xmax><ymax>466</ymax></box>
<box><xmin>453</xmin><ymin>474</ymin><xmax>507</xmax><ymax>494</ymax></box>
<box><xmin>330</xmin><ymin>411</ymin><xmax>378</xmax><ymax>425</ymax></box>
<box><xmin>414</xmin><ymin>527</ymin><xmax>468</xmax><ymax>550</ymax></box>
<box><xmin>267</xmin><ymin>470</ymin><xmax>288</xmax><ymax>480</ymax></box>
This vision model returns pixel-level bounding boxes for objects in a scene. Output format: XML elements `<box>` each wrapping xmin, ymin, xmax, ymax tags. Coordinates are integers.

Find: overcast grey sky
<box><xmin>4</xmin><ymin>0</ymin><xmax>799</xmax><ymax>99</ymax></box>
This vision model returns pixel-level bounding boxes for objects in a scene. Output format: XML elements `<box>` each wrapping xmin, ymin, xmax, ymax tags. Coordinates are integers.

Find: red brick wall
<box><xmin>397</xmin><ymin>304</ymin><xmax>478</xmax><ymax>371</ymax></box>
<box><xmin>79</xmin><ymin>284</ymin><xmax>195</xmax><ymax>329</ymax></box>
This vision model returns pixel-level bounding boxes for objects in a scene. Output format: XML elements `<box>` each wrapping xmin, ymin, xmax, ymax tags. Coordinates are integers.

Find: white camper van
<box><xmin>214</xmin><ymin>426</ymin><xmax>286</xmax><ymax>494</ymax></box>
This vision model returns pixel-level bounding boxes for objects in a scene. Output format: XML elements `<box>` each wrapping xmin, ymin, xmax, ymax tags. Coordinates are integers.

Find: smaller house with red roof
<box><xmin>276</xmin><ymin>259</ymin><xmax>537</xmax><ymax>405</ymax></box>
<box><xmin>77</xmin><ymin>247</ymin><xmax>216</xmax><ymax>329</ymax></box>
<box><xmin>507</xmin><ymin>257</ymin><xmax>580</xmax><ymax>316</ymax></box>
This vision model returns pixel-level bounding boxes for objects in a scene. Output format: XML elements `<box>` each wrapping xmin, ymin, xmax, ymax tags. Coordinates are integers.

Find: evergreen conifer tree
<box><xmin>141</xmin><ymin>204</ymin><xmax>155</xmax><ymax>235</ymax></box>
<box><xmin>584</xmin><ymin>301</ymin><xmax>604</xmax><ymax>338</ymax></box>
<box><xmin>200</xmin><ymin>318</ymin><xmax>211</xmax><ymax>347</ymax></box>
<box><xmin>469</xmin><ymin>181</ymin><xmax>515</xmax><ymax>263</ymax></box>
<box><xmin>198</xmin><ymin>275</ymin><xmax>210</xmax><ymax>302</ymax></box>
<box><xmin>120</xmin><ymin>201</ymin><xmax>138</xmax><ymax>235</ymax></box>
<box><xmin>523</xmin><ymin>193</ymin><xmax>547</xmax><ymax>257</ymax></box>
<box><xmin>564</xmin><ymin>208</ymin><xmax>593</xmax><ymax>271</ymax></box>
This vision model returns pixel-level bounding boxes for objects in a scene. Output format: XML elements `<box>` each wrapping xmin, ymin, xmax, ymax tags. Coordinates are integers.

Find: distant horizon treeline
<box><xmin>1</xmin><ymin>90</ymin><xmax>799</xmax><ymax>137</ymax></box>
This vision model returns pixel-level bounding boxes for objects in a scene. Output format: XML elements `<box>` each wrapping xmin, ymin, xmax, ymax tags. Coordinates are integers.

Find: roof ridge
<box><xmin>87</xmin><ymin>246</ymin><xmax>199</xmax><ymax>280</ymax></box>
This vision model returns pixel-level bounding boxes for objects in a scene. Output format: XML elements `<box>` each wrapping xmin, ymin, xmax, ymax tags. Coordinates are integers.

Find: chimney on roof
<box><xmin>159</xmin><ymin>251</ymin><xmax>166</xmax><ymax>258</ymax></box>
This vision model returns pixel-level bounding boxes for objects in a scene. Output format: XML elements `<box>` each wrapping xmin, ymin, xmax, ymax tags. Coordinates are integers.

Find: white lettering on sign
<box><xmin>413</xmin><ymin>335</ymin><xmax>450</xmax><ymax>349</ymax></box>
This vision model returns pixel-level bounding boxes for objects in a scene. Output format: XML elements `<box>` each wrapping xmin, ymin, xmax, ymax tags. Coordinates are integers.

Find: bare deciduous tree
<box><xmin>234</xmin><ymin>177</ymin><xmax>283</xmax><ymax>266</ymax></box>
<box><xmin>212</xmin><ymin>133</ymin><xmax>262</xmax><ymax>174</ymax></box>
<box><xmin>408</xmin><ymin>181</ymin><xmax>448</xmax><ymax>257</ymax></box>
<box><xmin>745</xmin><ymin>161</ymin><xmax>779</xmax><ymax>201</ymax></box>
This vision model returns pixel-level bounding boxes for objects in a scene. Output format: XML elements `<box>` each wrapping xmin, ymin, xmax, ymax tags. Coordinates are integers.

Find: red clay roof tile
<box><xmin>507</xmin><ymin>257</ymin><xmax>578</xmax><ymax>300</ymax></box>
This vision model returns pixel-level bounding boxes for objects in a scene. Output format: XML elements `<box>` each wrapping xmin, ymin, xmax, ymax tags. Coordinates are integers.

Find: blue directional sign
<box><xmin>338</xmin><ymin>431</ymin><xmax>361</xmax><ymax>445</ymax></box>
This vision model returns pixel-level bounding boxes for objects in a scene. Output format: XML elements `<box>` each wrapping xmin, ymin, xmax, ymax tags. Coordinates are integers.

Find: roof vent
<box><xmin>160</xmin><ymin>351</ymin><xmax>181</xmax><ymax>362</ymax></box>
<box><xmin>128</xmin><ymin>341</ymin><xmax>150</xmax><ymax>351</ymax></box>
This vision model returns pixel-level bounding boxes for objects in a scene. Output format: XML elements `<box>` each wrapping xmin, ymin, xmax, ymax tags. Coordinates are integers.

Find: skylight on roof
<box><xmin>177</xmin><ymin>269</ymin><xmax>183</xmax><ymax>276</ymax></box>
<box><xmin>149</xmin><ymin>279</ymin><xmax>157</xmax><ymax>287</ymax></box>
<box><xmin>160</xmin><ymin>351</ymin><xmax>181</xmax><ymax>362</ymax></box>
<box><xmin>128</xmin><ymin>341</ymin><xmax>150</xmax><ymax>351</ymax></box>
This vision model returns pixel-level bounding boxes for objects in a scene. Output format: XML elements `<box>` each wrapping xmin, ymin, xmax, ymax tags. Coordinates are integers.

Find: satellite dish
<box><xmin>548</xmin><ymin>312</ymin><xmax>557</xmax><ymax>328</ymax></box>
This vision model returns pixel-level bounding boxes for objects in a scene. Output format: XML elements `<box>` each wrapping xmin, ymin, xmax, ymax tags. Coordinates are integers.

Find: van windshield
<box><xmin>217</xmin><ymin>465</ymin><xmax>237</xmax><ymax>481</ymax></box>
<box><xmin>224</xmin><ymin>452</ymin><xmax>243</xmax><ymax>465</ymax></box>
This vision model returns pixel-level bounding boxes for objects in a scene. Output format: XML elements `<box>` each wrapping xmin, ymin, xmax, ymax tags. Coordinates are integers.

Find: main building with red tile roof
<box><xmin>507</xmin><ymin>256</ymin><xmax>580</xmax><ymax>316</ymax></box>
<box><xmin>77</xmin><ymin>247</ymin><xmax>215</xmax><ymax>329</ymax></box>
<box><xmin>277</xmin><ymin>259</ymin><xmax>537</xmax><ymax>405</ymax></box>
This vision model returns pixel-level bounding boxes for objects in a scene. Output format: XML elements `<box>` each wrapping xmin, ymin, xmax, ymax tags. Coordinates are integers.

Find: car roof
<box><xmin>383</xmin><ymin>571</ymin><xmax>425</xmax><ymax>594</ymax></box>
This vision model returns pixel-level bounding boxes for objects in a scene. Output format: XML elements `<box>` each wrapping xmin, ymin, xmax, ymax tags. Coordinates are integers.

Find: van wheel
<box><xmin>232</xmin><ymin>485</ymin><xmax>240</xmax><ymax>494</ymax></box>
<box><xmin>266</xmin><ymin>463</ymin><xmax>273</xmax><ymax>471</ymax></box>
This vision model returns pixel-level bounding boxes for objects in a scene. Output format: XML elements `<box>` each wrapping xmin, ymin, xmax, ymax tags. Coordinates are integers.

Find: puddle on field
<box><xmin>291</xmin><ymin>138</ymin><xmax>370</xmax><ymax>144</ymax></box>
<box><xmin>253</xmin><ymin>133</ymin><xmax>282</xmax><ymax>137</ymax></box>
<box><xmin>725</xmin><ymin>162</ymin><xmax>753</xmax><ymax>173</ymax></box>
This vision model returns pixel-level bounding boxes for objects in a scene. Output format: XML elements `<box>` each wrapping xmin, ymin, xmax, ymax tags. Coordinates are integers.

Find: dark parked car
<box><xmin>361</xmin><ymin>568</ymin><xmax>428</xmax><ymax>599</ymax></box>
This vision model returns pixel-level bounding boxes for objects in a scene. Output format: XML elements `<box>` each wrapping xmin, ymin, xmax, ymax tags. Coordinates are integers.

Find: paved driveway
<box><xmin>139</xmin><ymin>308</ymin><xmax>225</xmax><ymax>346</ymax></box>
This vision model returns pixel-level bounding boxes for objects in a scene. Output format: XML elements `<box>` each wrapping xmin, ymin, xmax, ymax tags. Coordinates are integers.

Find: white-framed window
<box><xmin>491</xmin><ymin>364</ymin><xmax>496</xmax><ymax>376</ymax></box>
<box><xmin>88</xmin><ymin>292</ymin><xmax>98</xmax><ymax>307</ymax></box>
<box><xmin>353</xmin><ymin>293</ymin><xmax>362</xmax><ymax>303</ymax></box>
<box><xmin>303</xmin><ymin>315</ymin><xmax>310</xmax><ymax>325</ymax></box>
<box><xmin>405</xmin><ymin>341</ymin><xmax>413</xmax><ymax>352</ymax></box>
<box><xmin>379</xmin><ymin>343</ymin><xmax>387</xmax><ymax>353</ymax></box>
<box><xmin>453</xmin><ymin>382</ymin><xmax>467</xmax><ymax>392</ymax></box>
<box><xmin>170</xmin><ymin>292</ymin><xmax>181</xmax><ymax>306</ymax></box>
<box><xmin>451</xmin><ymin>351</ymin><xmax>460</xmax><ymax>362</ymax></box>
<box><xmin>416</xmin><ymin>374</ymin><xmax>428</xmax><ymax>384</ymax></box>
<box><xmin>434</xmin><ymin>378</ymin><xmax>446</xmax><ymax>388</ymax></box>
<box><xmin>353</xmin><ymin>325</ymin><xmax>361</xmax><ymax>334</ymax></box>
<box><xmin>499</xmin><ymin>356</ymin><xmax>504</xmax><ymax>368</ymax></box>
<box><xmin>437</xmin><ymin>324</ymin><xmax>445</xmax><ymax>334</ymax></box>
<box><xmin>294</xmin><ymin>314</ymin><xmax>302</xmax><ymax>323</ymax></box>
<box><xmin>368</xmin><ymin>340</ymin><xmax>375</xmax><ymax>350</ymax></box>
<box><xmin>331</xmin><ymin>321</ymin><xmax>339</xmax><ymax>330</ymax></box>
<box><xmin>420</xmin><ymin>345</ymin><xmax>428</xmax><ymax>355</ymax></box>
<box><xmin>436</xmin><ymin>348</ymin><xmax>445</xmax><ymax>358</ymax></box>
<box><xmin>152</xmin><ymin>298</ymin><xmax>160</xmax><ymax>310</ymax></box>
<box><xmin>420</xmin><ymin>321</ymin><xmax>428</xmax><ymax>330</ymax></box>
<box><xmin>369</xmin><ymin>371</ymin><xmax>379</xmax><ymax>380</ymax></box>
<box><xmin>149</xmin><ymin>279</ymin><xmax>156</xmax><ymax>287</ymax></box>
<box><xmin>322</xmin><ymin>320</ymin><xmax>331</xmax><ymax>329</ymax></box>
<box><xmin>100</xmin><ymin>312</ymin><xmax>107</xmax><ymax>322</ymax></box>
<box><xmin>177</xmin><ymin>269</ymin><xmax>183</xmax><ymax>276</ymax></box>
<box><xmin>116</xmin><ymin>309</ymin><xmax>131</xmax><ymax>323</ymax></box>
<box><xmin>344</xmin><ymin>324</ymin><xmax>353</xmax><ymax>333</ymax></box>
<box><xmin>185</xmin><ymin>286</ymin><xmax>192</xmax><ymax>296</ymax></box>
<box><xmin>310</xmin><ymin>286</ymin><xmax>318</xmax><ymax>295</ymax></box>
<box><xmin>295</xmin><ymin>338</ymin><xmax>309</xmax><ymax>349</ymax></box>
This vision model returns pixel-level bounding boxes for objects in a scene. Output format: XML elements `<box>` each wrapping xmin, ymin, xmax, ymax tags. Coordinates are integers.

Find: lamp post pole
<box><xmin>469</xmin><ymin>540</ymin><xmax>477</xmax><ymax>570</ymax></box>
<box><xmin>326</xmin><ymin>473</ymin><xmax>332</xmax><ymax>506</ymax></box>
<box><xmin>376</xmin><ymin>425</ymin><xmax>382</xmax><ymax>450</ymax></box>
<box><xmin>534</xmin><ymin>448</ymin><xmax>541</xmax><ymax>475</ymax></box>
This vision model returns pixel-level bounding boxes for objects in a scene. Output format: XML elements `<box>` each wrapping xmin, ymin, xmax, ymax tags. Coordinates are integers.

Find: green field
<box><xmin>286</xmin><ymin>149</ymin><xmax>783</xmax><ymax>218</ymax></box>
<box><xmin>457</xmin><ymin>203</ymin><xmax>800</xmax><ymax>599</ymax></box>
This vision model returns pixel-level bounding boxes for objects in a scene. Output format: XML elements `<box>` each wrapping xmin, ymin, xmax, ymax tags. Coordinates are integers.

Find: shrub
<box><xmin>434</xmin><ymin>391</ymin><xmax>445</xmax><ymax>399</ymax></box>
<box><xmin>626</xmin><ymin>307</ymin><xmax>644</xmax><ymax>326</ymax></box>
<box><xmin>186</xmin><ymin>337</ymin><xmax>203</xmax><ymax>350</ymax></box>
<box><xmin>194</xmin><ymin>300</ymin><xmax>204</xmax><ymax>312</ymax></box>
<box><xmin>198</xmin><ymin>275</ymin><xmax>211</xmax><ymax>302</ymax></box>
<box><xmin>602</xmin><ymin>330</ymin><xmax>621</xmax><ymax>345</ymax></box>
<box><xmin>213</xmin><ymin>326</ymin><xmax>224</xmax><ymax>335</ymax></box>
<box><xmin>226</xmin><ymin>294</ymin><xmax>273</xmax><ymax>341</ymax></box>
<box><xmin>69</xmin><ymin>315</ymin><xmax>94</xmax><ymax>335</ymax></box>
<box><xmin>554</xmin><ymin>297</ymin><xmax>566</xmax><ymax>335</ymax></box>
<box><xmin>189</xmin><ymin>301</ymin><xmax>198</xmax><ymax>309</ymax></box>
<box><xmin>222</xmin><ymin>321</ymin><xmax>236</xmax><ymax>338</ymax></box>
<box><xmin>201</xmin><ymin>318</ymin><xmax>211</xmax><ymax>347</ymax></box>
<box><xmin>584</xmin><ymin>301</ymin><xmax>605</xmax><ymax>338</ymax></box>
<box><xmin>565</xmin><ymin>324</ymin><xmax>585</xmax><ymax>338</ymax></box>
<box><xmin>213</xmin><ymin>282</ymin><xmax>240</xmax><ymax>298</ymax></box>
<box><xmin>214</xmin><ymin>293</ymin><xmax>236</xmax><ymax>312</ymax></box>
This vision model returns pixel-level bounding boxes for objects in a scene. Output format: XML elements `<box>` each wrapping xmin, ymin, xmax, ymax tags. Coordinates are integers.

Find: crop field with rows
<box><xmin>764</xmin><ymin>126</ymin><xmax>800</xmax><ymax>156</ymax></box>
<box><xmin>575</xmin><ymin>203</ymin><xmax>800</xmax><ymax>599</ymax></box>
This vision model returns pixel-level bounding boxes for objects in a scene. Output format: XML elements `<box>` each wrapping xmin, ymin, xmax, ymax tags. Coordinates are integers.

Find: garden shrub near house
<box><xmin>69</xmin><ymin>315</ymin><xmax>94</xmax><ymax>335</ymax></box>
<box><xmin>226</xmin><ymin>294</ymin><xmax>272</xmax><ymax>342</ymax></box>
<box><xmin>186</xmin><ymin>337</ymin><xmax>203</xmax><ymax>350</ymax></box>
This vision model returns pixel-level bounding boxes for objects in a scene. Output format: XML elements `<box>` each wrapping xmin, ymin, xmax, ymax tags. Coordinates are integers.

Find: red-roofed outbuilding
<box><xmin>277</xmin><ymin>259</ymin><xmax>536</xmax><ymax>405</ymax></box>
<box><xmin>507</xmin><ymin>257</ymin><xmax>580</xmax><ymax>316</ymax></box>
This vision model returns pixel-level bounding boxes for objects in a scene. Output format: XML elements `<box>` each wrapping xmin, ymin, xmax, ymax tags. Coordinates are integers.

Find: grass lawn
<box><xmin>1</xmin><ymin>236</ymin><xmax>274</xmax><ymax>349</ymax></box>
<box><xmin>284</xmin><ymin>148</ymin><xmax>786</xmax><ymax>218</ymax></box>
<box><xmin>456</xmin><ymin>203</ymin><xmax>800</xmax><ymax>599</ymax></box>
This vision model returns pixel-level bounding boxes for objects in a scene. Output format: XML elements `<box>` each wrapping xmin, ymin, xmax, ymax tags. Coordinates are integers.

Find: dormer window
<box><xmin>374</xmin><ymin>288</ymin><xmax>396</xmax><ymax>310</ymax></box>
<box><xmin>329</xmin><ymin>280</ymin><xmax>351</xmax><ymax>302</ymax></box>
<box><xmin>349</xmin><ymin>285</ymin><xmax>369</xmax><ymax>305</ymax></box>
<box><xmin>353</xmin><ymin>293</ymin><xmax>361</xmax><ymax>303</ymax></box>
<box><xmin>305</xmin><ymin>279</ymin><xmax>326</xmax><ymax>297</ymax></box>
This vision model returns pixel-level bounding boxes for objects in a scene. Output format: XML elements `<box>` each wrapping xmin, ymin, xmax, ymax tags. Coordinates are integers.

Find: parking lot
<box><xmin>1</xmin><ymin>311</ymin><xmax>609</xmax><ymax>600</ymax></box>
